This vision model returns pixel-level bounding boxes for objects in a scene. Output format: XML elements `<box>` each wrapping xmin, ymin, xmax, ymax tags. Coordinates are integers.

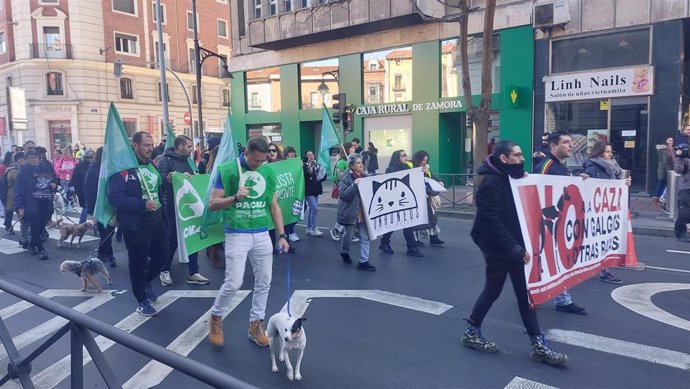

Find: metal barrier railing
<box><xmin>434</xmin><ymin>173</ymin><xmax>475</xmax><ymax>209</ymax></box>
<box><xmin>0</xmin><ymin>279</ymin><xmax>257</xmax><ymax>389</ymax></box>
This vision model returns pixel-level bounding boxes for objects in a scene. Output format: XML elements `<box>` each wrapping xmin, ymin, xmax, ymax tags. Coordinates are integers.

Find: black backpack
<box><xmin>0</xmin><ymin>167</ymin><xmax>16</xmax><ymax>207</ymax></box>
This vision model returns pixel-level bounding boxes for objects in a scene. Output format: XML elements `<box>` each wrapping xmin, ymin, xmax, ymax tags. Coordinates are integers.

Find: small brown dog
<box><xmin>57</xmin><ymin>220</ymin><xmax>94</xmax><ymax>248</ymax></box>
<box><xmin>60</xmin><ymin>258</ymin><xmax>112</xmax><ymax>293</ymax></box>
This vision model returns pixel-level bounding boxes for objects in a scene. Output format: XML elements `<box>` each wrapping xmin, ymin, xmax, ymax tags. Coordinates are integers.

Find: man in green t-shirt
<box><xmin>207</xmin><ymin>137</ymin><xmax>290</xmax><ymax>348</ymax></box>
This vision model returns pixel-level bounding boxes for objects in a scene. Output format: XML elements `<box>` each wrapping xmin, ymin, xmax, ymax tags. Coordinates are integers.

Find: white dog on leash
<box><xmin>267</xmin><ymin>312</ymin><xmax>306</xmax><ymax>381</ymax></box>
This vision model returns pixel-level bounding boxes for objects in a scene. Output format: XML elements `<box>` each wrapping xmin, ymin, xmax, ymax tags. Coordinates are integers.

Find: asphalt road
<box><xmin>0</xmin><ymin>209</ymin><xmax>688</xmax><ymax>389</ymax></box>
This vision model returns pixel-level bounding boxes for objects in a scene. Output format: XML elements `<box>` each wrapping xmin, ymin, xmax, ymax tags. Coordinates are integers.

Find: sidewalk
<box><xmin>319</xmin><ymin>182</ymin><xmax>675</xmax><ymax>238</ymax></box>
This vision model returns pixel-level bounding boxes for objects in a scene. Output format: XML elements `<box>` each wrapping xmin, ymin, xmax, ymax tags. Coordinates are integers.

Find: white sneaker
<box><xmin>289</xmin><ymin>233</ymin><xmax>300</xmax><ymax>242</ymax></box>
<box><xmin>351</xmin><ymin>235</ymin><xmax>360</xmax><ymax>243</ymax></box>
<box><xmin>186</xmin><ymin>273</ymin><xmax>210</xmax><ymax>285</ymax></box>
<box><xmin>159</xmin><ymin>271</ymin><xmax>173</xmax><ymax>286</ymax></box>
<box><xmin>308</xmin><ymin>228</ymin><xmax>324</xmax><ymax>237</ymax></box>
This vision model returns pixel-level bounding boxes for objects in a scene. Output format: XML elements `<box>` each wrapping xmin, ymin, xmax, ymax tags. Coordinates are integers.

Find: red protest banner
<box><xmin>511</xmin><ymin>175</ymin><xmax>628</xmax><ymax>305</ymax></box>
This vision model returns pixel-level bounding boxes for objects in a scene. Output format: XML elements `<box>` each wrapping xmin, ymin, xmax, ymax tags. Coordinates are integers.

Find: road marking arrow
<box><xmin>282</xmin><ymin>289</ymin><xmax>453</xmax><ymax>317</ymax></box>
<box><xmin>545</xmin><ymin>329</ymin><xmax>690</xmax><ymax>371</ymax></box>
<box><xmin>611</xmin><ymin>282</ymin><xmax>690</xmax><ymax>332</ymax></box>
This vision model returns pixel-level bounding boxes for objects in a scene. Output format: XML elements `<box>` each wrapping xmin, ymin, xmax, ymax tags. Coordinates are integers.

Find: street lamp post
<box><xmin>317</xmin><ymin>71</ymin><xmax>346</xmax><ymax>142</ymax></box>
<box><xmin>192</xmin><ymin>0</ymin><xmax>232</xmax><ymax>149</ymax></box>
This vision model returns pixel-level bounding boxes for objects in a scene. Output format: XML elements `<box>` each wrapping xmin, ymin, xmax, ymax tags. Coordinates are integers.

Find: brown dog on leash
<box><xmin>57</xmin><ymin>220</ymin><xmax>94</xmax><ymax>248</ymax></box>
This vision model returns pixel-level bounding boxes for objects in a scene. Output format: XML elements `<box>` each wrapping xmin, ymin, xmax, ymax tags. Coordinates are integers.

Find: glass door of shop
<box><xmin>49</xmin><ymin>121</ymin><xmax>72</xmax><ymax>154</ymax></box>
<box><xmin>609</xmin><ymin>97</ymin><xmax>648</xmax><ymax>191</ymax></box>
<box><xmin>363</xmin><ymin>115</ymin><xmax>412</xmax><ymax>173</ymax></box>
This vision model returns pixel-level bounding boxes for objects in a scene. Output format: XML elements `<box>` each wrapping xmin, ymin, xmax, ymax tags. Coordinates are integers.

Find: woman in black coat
<box><xmin>582</xmin><ymin>141</ymin><xmax>629</xmax><ymax>284</ymax></box>
<box><xmin>377</xmin><ymin>150</ymin><xmax>423</xmax><ymax>257</ymax></box>
<box><xmin>303</xmin><ymin>150</ymin><xmax>326</xmax><ymax>236</ymax></box>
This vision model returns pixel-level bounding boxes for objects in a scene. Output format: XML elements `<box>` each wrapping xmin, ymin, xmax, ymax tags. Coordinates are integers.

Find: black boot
<box><xmin>430</xmin><ymin>235</ymin><xmax>445</xmax><ymax>246</ymax></box>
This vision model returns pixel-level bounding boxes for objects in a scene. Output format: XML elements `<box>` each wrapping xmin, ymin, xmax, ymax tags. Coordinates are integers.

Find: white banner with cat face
<box><xmin>357</xmin><ymin>167</ymin><xmax>429</xmax><ymax>239</ymax></box>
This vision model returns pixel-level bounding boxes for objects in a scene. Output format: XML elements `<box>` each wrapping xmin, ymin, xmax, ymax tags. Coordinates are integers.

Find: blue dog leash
<box><xmin>286</xmin><ymin>253</ymin><xmax>292</xmax><ymax>317</ymax></box>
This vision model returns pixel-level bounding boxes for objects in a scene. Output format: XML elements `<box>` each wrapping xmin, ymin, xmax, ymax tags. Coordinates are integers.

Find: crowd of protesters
<box><xmin>0</xmin><ymin>125</ymin><xmax>665</xmax><ymax>368</ymax></box>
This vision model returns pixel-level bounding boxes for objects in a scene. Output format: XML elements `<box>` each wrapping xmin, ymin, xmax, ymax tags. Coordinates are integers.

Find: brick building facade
<box><xmin>0</xmin><ymin>0</ymin><xmax>232</xmax><ymax>156</ymax></box>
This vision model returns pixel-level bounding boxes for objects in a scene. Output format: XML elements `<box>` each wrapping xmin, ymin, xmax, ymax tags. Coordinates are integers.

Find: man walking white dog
<box><xmin>207</xmin><ymin>137</ymin><xmax>290</xmax><ymax>347</ymax></box>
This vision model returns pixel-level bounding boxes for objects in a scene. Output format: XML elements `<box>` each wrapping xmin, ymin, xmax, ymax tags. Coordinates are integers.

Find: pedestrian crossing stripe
<box><xmin>0</xmin><ymin>290</ymin><xmax>250</xmax><ymax>389</ymax></box>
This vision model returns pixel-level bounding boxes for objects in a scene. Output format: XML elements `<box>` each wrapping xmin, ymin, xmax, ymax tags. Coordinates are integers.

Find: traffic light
<box><xmin>332</xmin><ymin>93</ymin><xmax>346</xmax><ymax>124</ymax></box>
<box><xmin>342</xmin><ymin>111</ymin><xmax>350</xmax><ymax>133</ymax></box>
<box><xmin>114</xmin><ymin>58</ymin><xmax>123</xmax><ymax>78</ymax></box>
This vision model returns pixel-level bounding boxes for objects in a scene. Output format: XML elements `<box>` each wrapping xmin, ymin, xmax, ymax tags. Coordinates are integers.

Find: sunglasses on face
<box><xmin>400</xmin><ymin>154</ymin><xmax>407</xmax><ymax>158</ymax></box>
<box><xmin>269</xmin><ymin>149</ymin><xmax>277</xmax><ymax>153</ymax></box>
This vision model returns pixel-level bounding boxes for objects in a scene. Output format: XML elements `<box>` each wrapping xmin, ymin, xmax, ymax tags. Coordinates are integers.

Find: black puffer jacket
<box><xmin>156</xmin><ymin>148</ymin><xmax>195</xmax><ymax>208</ymax></box>
<box><xmin>470</xmin><ymin>156</ymin><xmax>526</xmax><ymax>264</ymax></box>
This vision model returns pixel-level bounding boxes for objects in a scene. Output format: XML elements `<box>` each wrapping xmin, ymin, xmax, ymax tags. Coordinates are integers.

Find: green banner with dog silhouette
<box><xmin>172</xmin><ymin>173</ymin><xmax>224</xmax><ymax>256</ymax></box>
<box><xmin>172</xmin><ymin>159</ymin><xmax>305</xmax><ymax>255</ymax></box>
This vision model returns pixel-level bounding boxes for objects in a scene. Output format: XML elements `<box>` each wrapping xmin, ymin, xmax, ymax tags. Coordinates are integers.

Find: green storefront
<box><xmin>229</xmin><ymin>25</ymin><xmax>534</xmax><ymax>173</ymax></box>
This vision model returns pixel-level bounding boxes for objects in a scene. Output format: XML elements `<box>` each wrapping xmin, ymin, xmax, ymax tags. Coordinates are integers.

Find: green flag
<box><xmin>165</xmin><ymin>122</ymin><xmax>198</xmax><ymax>172</ymax></box>
<box><xmin>172</xmin><ymin>173</ymin><xmax>224</xmax><ymax>256</ymax></box>
<box><xmin>200</xmin><ymin>110</ymin><xmax>238</xmax><ymax>237</ymax></box>
<box><xmin>94</xmin><ymin>103</ymin><xmax>139</xmax><ymax>226</ymax></box>
<box><xmin>318</xmin><ymin>104</ymin><xmax>340</xmax><ymax>171</ymax></box>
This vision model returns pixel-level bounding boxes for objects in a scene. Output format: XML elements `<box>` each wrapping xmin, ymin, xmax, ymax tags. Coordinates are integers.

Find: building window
<box><xmin>188</xmin><ymin>47</ymin><xmax>196</xmax><ymax>73</ymax></box>
<box><xmin>222</xmin><ymin>89</ymin><xmax>230</xmax><ymax>107</ymax></box>
<box><xmin>157</xmin><ymin>82</ymin><xmax>170</xmax><ymax>102</ymax></box>
<box><xmin>120</xmin><ymin>78</ymin><xmax>133</xmax><ymax>99</ymax></box>
<box><xmin>40</xmin><ymin>0</ymin><xmax>59</xmax><ymax>4</ymax></box>
<box><xmin>154</xmin><ymin>40</ymin><xmax>167</xmax><ymax>65</ymax></box>
<box><xmin>301</xmin><ymin>0</ymin><xmax>308</xmax><ymax>7</ymax></box>
<box><xmin>46</xmin><ymin>72</ymin><xmax>63</xmax><ymax>95</ymax></box>
<box><xmin>238</xmin><ymin>0</ymin><xmax>246</xmax><ymax>37</ymax></box>
<box><xmin>250</xmin><ymin>92</ymin><xmax>260</xmax><ymax>108</ymax></box>
<box><xmin>269</xmin><ymin>0</ymin><xmax>277</xmax><ymax>15</ymax></box>
<box><xmin>0</xmin><ymin>32</ymin><xmax>5</xmax><ymax>54</ymax></box>
<box><xmin>113</xmin><ymin>0</ymin><xmax>136</xmax><ymax>15</ymax></box>
<box><xmin>254</xmin><ymin>0</ymin><xmax>262</xmax><ymax>19</ymax></box>
<box><xmin>151</xmin><ymin>2</ymin><xmax>166</xmax><ymax>24</ymax></box>
<box><xmin>284</xmin><ymin>0</ymin><xmax>292</xmax><ymax>12</ymax></box>
<box><xmin>217</xmin><ymin>19</ymin><xmax>228</xmax><ymax>38</ymax></box>
<box><xmin>552</xmin><ymin>29</ymin><xmax>650</xmax><ymax>74</ymax></box>
<box><xmin>186</xmin><ymin>11</ymin><xmax>199</xmax><ymax>31</ymax></box>
<box><xmin>363</xmin><ymin>46</ymin><xmax>411</xmax><ymax>104</ymax></box>
<box><xmin>246</xmin><ymin>67</ymin><xmax>281</xmax><ymax>112</ymax></box>
<box><xmin>114</xmin><ymin>33</ymin><xmax>138</xmax><ymax>55</ymax></box>
<box><xmin>43</xmin><ymin>26</ymin><xmax>63</xmax><ymax>57</ymax></box>
<box><xmin>122</xmin><ymin>118</ymin><xmax>137</xmax><ymax>137</ymax></box>
<box><xmin>192</xmin><ymin>84</ymin><xmax>199</xmax><ymax>104</ymax></box>
<box><xmin>441</xmin><ymin>36</ymin><xmax>500</xmax><ymax>98</ymax></box>
<box><xmin>299</xmin><ymin>58</ymin><xmax>338</xmax><ymax>110</ymax></box>
<box><xmin>248</xmin><ymin>124</ymin><xmax>282</xmax><ymax>145</ymax></box>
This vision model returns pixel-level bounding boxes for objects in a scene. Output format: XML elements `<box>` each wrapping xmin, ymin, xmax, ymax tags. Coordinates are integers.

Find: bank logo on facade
<box><xmin>175</xmin><ymin>180</ymin><xmax>205</xmax><ymax>221</ymax></box>
<box><xmin>241</xmin><ymin>171</ymin><xmax>266</xmax><ymax>199</ymax></box>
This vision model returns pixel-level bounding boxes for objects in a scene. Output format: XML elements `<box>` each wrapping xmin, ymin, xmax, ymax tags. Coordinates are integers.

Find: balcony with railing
<box><xmin>30</xmin><ymin>44</ymin><xmax>73</xmax><ymax>59</ymax></box>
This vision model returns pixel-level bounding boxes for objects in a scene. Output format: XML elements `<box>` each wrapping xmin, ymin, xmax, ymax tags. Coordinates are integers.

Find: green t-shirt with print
<box><xmin>138</xmin><ymin>163</ymin><xmax>162</xmax><ymax>211</ymax></box>
<box><xmin>218</xmin><ymin>160</ymin><xmax>276</xmax><ymax>231</ymax></box>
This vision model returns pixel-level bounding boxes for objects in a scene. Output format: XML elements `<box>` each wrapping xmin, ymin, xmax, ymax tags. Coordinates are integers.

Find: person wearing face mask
<box><xmin>462</xmin><ymin>140</ymin><xmax>567</xmax><ymax>366</ymax></box>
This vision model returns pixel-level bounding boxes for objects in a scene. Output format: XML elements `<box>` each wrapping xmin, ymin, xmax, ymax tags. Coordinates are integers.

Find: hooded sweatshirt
<box><xmin>470</xmin><ymin>156</ymin><xmax>526</xmax><ymax>263</ymax></box>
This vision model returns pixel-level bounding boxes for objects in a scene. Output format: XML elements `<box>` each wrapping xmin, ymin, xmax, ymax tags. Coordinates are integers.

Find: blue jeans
<box><xmin>554</xmin><ymin>290</ymin><xmax>572</xmax><ymax>306</ymax></box>
<box><xmin>305</xmin><ymin>195</ymin><xmax>319</xmax><ymax>230</ymax></box>
<box><xmin>79</xmin><ymin>206</ymin><xmax>88</xmax><ymax>224</ymax></box>
<box><xmin>654</xmin><ymin>180</ymin><xmax>667</xmax><ymax>198</ymax></box>
<box><xmin>340</xmin><ymin>223</ymin><xmax>370</xmax><ymax>263</ymax></box>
